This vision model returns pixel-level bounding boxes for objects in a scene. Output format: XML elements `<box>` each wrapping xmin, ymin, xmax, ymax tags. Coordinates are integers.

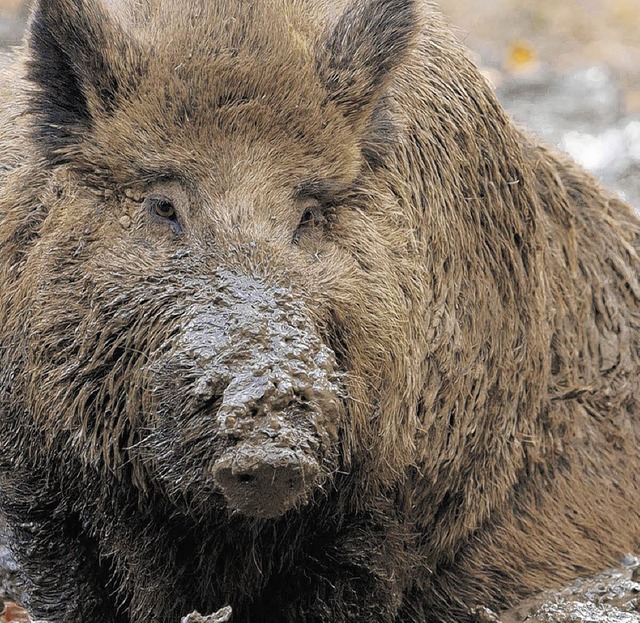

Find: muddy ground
<box><xmin>498</xmin><ymin>556</ymin><xmax>640</xmax><ymax>623</ymax></box>
<box><xmin>1</xmin><ymin>1</ymin><xmax>640</xmax><ymax>622</ymax></box>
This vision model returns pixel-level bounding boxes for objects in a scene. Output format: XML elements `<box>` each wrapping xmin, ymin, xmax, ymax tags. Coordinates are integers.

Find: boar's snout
<box><xmin>210</xmin><ymin>365</ymin><xmax>333</xmax><ymax>518</ymax></box>
<box><xmin>212</xmin><ymin>444</ymin><xmax>321</xmax><ymax>519</ymax></box>
<box><xmin>158</xmin><ymin>270</ymin><xmax>342</xmax><ymax>519</ymax></box>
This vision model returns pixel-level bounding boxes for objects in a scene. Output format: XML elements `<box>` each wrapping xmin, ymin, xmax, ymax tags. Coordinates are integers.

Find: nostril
<box><xmin>212</xmin><ymin>445</ymin><xmax>322</xmax><ymax>518</ymax></box>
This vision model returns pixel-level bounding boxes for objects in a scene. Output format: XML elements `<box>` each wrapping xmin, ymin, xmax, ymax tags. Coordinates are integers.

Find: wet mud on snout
<box><xmin>140</xmin><ymin>269</ymin><xmax>343</xmax><ymax>519</ymax></box>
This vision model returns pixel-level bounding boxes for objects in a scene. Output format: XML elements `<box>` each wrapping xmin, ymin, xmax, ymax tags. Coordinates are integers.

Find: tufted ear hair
<box><xmin>318</xmin><ymin>0</ymin><xmax>419</xmax><ymax>126</ymax></box>
<box><xmin>26</xmin><ymin>0</ymin><xmax>135</xmax><ymax>165</ymax></box>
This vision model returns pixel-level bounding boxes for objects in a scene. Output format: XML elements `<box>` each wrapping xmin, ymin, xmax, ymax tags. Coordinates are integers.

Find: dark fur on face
<box><xmin>0</xmin><ymin>0</ymin><xmax>638</xmax><ymax>621</ymax></box>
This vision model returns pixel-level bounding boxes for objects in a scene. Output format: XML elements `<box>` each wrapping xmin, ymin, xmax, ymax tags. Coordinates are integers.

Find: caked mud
<box><xmin>134</xmin><ymin>269</ymin><xmax>342</xmax><ymax>519</ymax></box>
<box><xmin>498</xmin><ymin>555</ymin><xmax>640</xmax><ymax>623</ymax></box>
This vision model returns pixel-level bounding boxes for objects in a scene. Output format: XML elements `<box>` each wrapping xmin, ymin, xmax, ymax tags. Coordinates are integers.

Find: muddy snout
<box><xmin>210</xmin><ymin>365</ymin><xmax>334</xmax><ymax>518</ymax></box>
<box><xmin>181</xmin><ymin>271</ymin><xmax>342</xmax><ymax>519</ymax></box>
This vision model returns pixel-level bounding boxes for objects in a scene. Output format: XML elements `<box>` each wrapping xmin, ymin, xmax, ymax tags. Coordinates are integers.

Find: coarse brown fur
<box><xmin>0</xmin><ymin>0</ymin><xmax>638</xmax><ymax>621</ymax></box>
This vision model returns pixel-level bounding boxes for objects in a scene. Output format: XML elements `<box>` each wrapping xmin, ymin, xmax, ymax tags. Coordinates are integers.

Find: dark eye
<box><xmin>154</xmin><ymin>199</ymin><xmax>175</xmax><ymax>219</ymax></box>
<box><xmin>145</xmin><ymin>196</ymin><xmax>182</xmax><ymax>234</ymax></box>
<box><xmin>292</xmin><ymin>204</ymin><xmax>327</xmax><ymax>245</ymax></box>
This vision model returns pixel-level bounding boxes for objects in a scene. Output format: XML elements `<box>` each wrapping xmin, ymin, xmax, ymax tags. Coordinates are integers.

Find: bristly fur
<box><xmin>0</xmin><ymin>0</ymin><xmax>638</xmax><ymax>622</ymax></box>
<box><xmin>319</xmin><ymin>0</ymin><xmax>418</xmax><ymax>122</ymax></box>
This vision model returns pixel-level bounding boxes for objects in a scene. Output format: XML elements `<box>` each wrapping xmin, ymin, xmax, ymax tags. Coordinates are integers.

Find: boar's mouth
<box><xmin>207</xmin><ymin>376</ymin><xmax>339</xmax><ymax>519</ymax></box>
<box><xmin>145</xmin><ymin>385</ymin><xmax>340</xmax><ymax>519</ymax></box>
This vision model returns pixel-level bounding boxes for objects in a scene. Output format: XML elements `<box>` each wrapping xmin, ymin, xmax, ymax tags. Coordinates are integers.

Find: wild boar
<box><xmin>0</xmin><ymin>0</ymin><xmax>638</xmax><ymax>621</ymax></box>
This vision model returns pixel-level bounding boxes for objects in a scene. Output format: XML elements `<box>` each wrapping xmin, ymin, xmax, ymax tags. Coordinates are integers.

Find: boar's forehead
<box><xmin>130</xmin><ymin>54</ymin><xmax>327</xmax><ymax>143</ymax></box>
<box><xmin>90</xmin><ymin>1</ymin><xmax>359</xmax><ymax>182</ymax></box>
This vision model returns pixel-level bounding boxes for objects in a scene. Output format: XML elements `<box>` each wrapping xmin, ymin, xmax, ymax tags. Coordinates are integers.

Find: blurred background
<box><xmin>0</xmin><ymin>0</ymin><xmax>639</xmax><ymax>208</ymax></box>
<box><xmin>0</xmin><ymin>0</ymin><xmax>24</xmax><ymax>49</ymax></box>
<box><xmin>439</xmin><ymin>0</ymin><xmax>640</xmax><ymax>93</ymax></box>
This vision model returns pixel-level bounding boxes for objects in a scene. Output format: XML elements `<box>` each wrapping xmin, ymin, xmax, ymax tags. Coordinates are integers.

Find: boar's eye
<box><xmin>145</xmin><ymin>196</ymin><xmax>182</xmax><ymax>234</ymax></box>
<box><xmin>154</xmin><ymin>199</ymin><xmax>175</xmax><ymax>219</ymax></box>
<box><xmin>292</xmin><ymin>204</ymin><xmax>328</xmax><ymax>245</ymax></box>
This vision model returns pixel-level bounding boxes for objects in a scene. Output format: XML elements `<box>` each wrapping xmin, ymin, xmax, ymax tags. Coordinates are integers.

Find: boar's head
<box><xmin>3</xmin><ymin>0</ymin><xmax>423</xmax><ymax>519</ymax></box>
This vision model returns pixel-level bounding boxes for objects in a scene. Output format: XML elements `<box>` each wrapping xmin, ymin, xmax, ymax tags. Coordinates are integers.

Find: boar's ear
<box><xmin>318</xmin><ymin>0</ymin><xmax>419</xmax><ymax>125</ymax></box>
<box><xmin>26</xmin><ymin>0</ymin><xmax>132</xmax><ymax>165</ymax></box>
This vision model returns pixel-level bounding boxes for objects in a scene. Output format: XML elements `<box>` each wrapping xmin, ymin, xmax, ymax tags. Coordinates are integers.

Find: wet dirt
<box><xmin>498</xmin><ymin>555</ymin><xmax>640</xmax><ymax>623</ymax></box>
<box><xmin>181</xmin><ymin>606</ymin><xmax>233</xmax><ymax>623</ymax></box>
<box><xmin>0</xmin><ymin>514</ymin><xmax>19</xmax><ymax>598</ymax></box>
<box><xmin>131</xmin><ymin>268</ymin><xmax>342</xmax><ymax>519</ymax></box>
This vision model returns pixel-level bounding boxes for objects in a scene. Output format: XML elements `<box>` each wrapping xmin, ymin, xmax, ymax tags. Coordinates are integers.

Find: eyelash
<box><xmin>140</xmin><ymin>192</ymin><xmax>332</xmax><ymax>240</ymax></box>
